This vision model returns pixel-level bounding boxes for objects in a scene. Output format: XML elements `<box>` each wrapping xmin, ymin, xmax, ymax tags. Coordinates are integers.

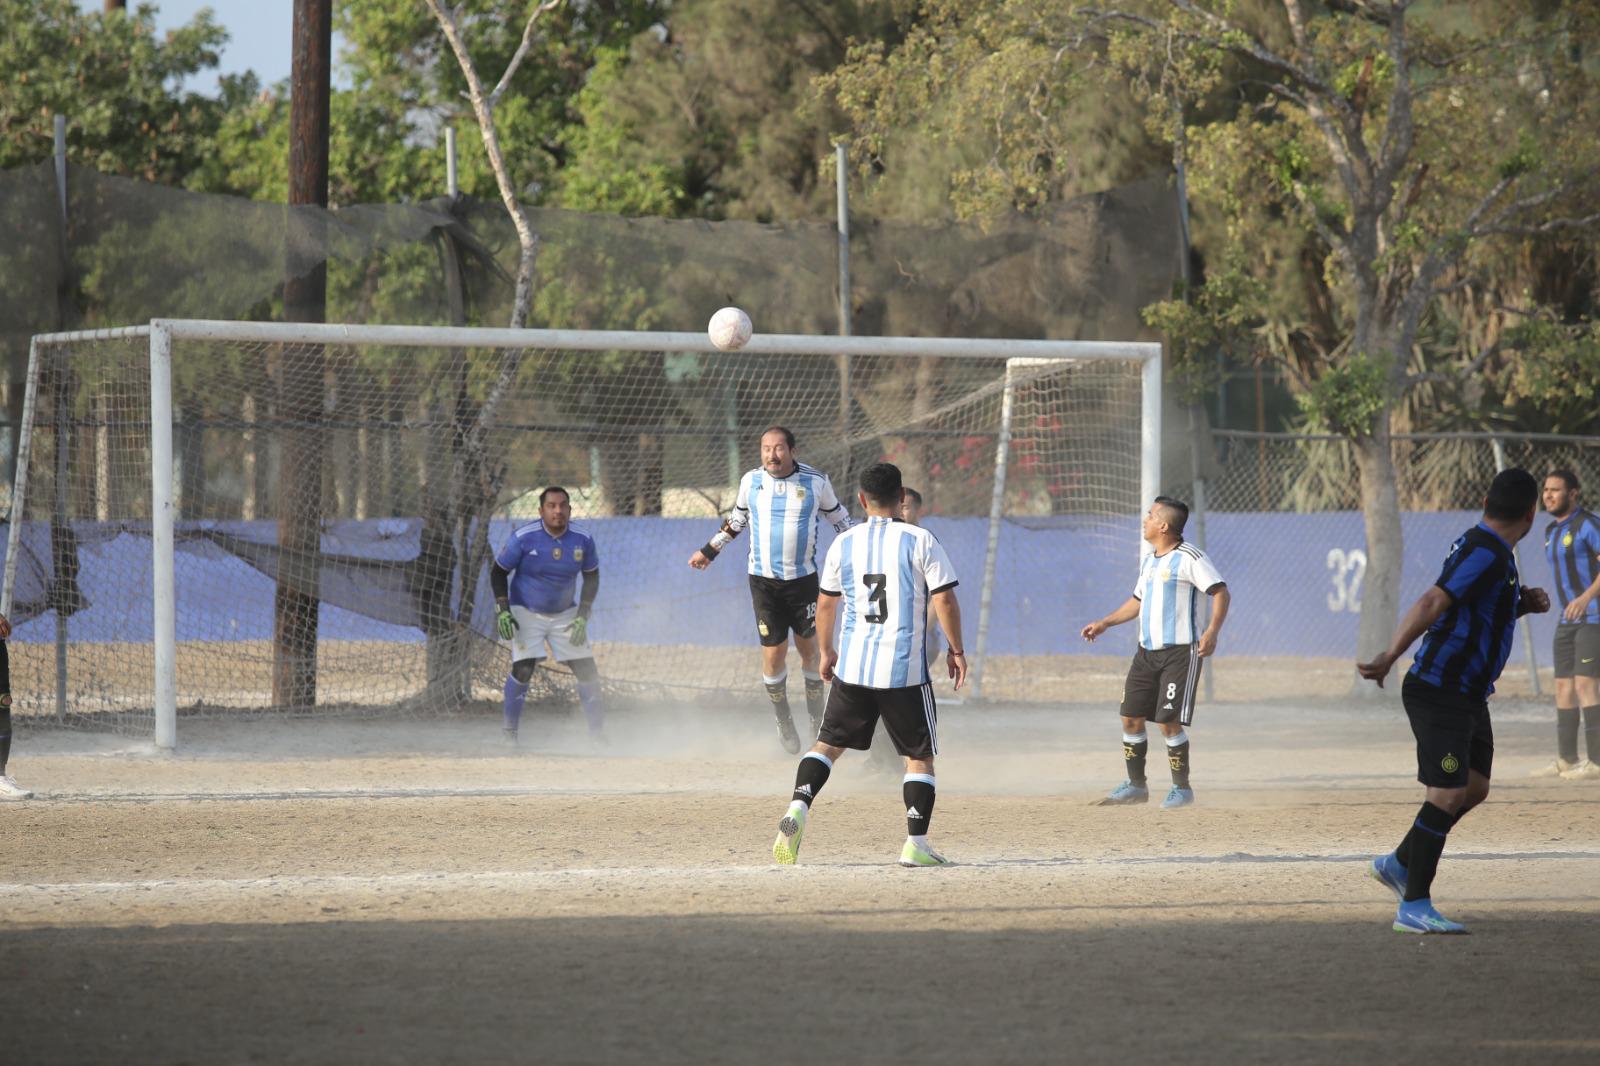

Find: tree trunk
<box><xmin>1353</xmin><ymin>414</ymin><xmax>1403</xmax><ymax>688</ymax></box>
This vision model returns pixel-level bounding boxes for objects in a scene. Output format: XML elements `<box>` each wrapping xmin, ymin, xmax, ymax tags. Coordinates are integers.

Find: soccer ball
<box><xmin>708</xmin><ymin>306</ymin><xmax>753</xmax><ymax>351</ymax></box>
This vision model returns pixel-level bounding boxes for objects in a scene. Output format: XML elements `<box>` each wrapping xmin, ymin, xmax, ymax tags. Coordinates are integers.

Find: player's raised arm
<box><xmin>1081</xmin><ymin>597</ymin><xmax>1140</xmax><ymax>642</ymax></box>
<box><xmin>818</xmin><ymin>475</ymin><xmax>853</xmax><ymax>532</ymax></box>
<box><xmin>689</xmin><ymin>474</ymin><xmax>751</xmax><ymax>569</ymax></box>
<box><xmin>1356</xmin><ymin>586</ymin><xmax>1453</xmax><ymax>687</ymax></box>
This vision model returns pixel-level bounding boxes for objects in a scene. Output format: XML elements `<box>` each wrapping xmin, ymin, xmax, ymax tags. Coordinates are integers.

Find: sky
<box><xmin>82</xmin><ymin>1</ymin><xmax>349</xmax><ymax>95</ymax></box>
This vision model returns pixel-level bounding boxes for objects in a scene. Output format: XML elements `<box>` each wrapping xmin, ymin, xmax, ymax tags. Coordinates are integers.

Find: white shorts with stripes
<box><xmin>507</xmin><ymin>604</ymin><xmax>587</xmax><ymax>663</ymax></box>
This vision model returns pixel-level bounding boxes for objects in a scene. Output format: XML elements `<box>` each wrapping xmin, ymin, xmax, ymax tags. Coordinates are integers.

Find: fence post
<box><xmin>1491</xmin><ymin>437</ymin><xmax>1542</xmax><ymax>696</ymax></box>
<box><xmin>1189</xmin><ymin>406</ymin><xmax>1214</xmax><ymax>702</ymax></box>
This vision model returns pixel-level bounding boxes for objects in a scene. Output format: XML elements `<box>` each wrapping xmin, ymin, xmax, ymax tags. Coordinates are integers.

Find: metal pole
<box><xmin>834</xmin><ymin>143</ymin><xmax>852</xmax><ymax>488</ymax></box>
<box><xmin>970</xmin><ymin>361</ymin><xmax>1019</xmax><ymax>701</ymax></box>
<box><xmin>150</xmin><ymin>323</ymin><xmax>177</xmax><ymax>750</ymax></box>
<box><xmin>52</xmin><ymin>115</ymin><xmax>68</xmax><ymax>720</ymax></box>
<box><xmin>1</xmin><ymin>340</ymin><xmax>44</xmax><ymax>620</ymax></box>
<box><xmin>1189</xmin><ymin>406</ymin><xmax>1215</xmax><ymax>702</ymax></box>
<box><xmin>445</xmin><ymin>127</ymin><xmax>458</xmax><ymax>199</ymax></box>
<box><xmin>1492</xmin><ymin>436</ymin><xmax>1541</xmax><ymax>696</ymax></box>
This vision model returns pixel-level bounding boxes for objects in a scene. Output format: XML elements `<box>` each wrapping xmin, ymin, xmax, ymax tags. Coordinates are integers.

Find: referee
<box><xmin>1358</xmin><ymin>469</ymin><xmax>1551</xmax><ymax>934</ymax></box>
<box><xmin>1535</xmin><ymin>470</ymin><xmax>1600</xmax><ymax>779</ymax></box>
<box><xmin>1080</xmin><ymin>497</ymin><xmax>1230</xmax><ymax>809</ymax></box>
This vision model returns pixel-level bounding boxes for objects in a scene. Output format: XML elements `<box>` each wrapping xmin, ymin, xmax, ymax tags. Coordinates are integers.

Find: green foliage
<box><xmin>1142</xmin><ymin>255</ymin><xmax>1268</xmax><ymax>404</ymax></box>
<box><xmin>0</xmin><ymin>0</ymin><xmax>232</xmax><ymax>184</ymax></box>
<box><xmin>1499</xmin><ymin>317</ymin><xmax>1600</xmax><ymax>433</ymax></box>
<box><xmin>1297</xmin><ymin>353</ymin><xmax>1389</xmax><ymax>437</ymax></box>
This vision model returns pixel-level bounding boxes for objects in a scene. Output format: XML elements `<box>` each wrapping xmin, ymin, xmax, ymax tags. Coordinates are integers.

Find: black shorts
<box><xmin>1402</xmin><ymin>674</ymin><xmax>1493</xmax><ymax>788</ymax></box>
<box><xmin>818</xmin><ymin>678</ymin><xmax>937</xmax><ymax>759</ymax></box>
<box><xmin>1552</xmin><ymin>624</ymin><xmax>1600</xmax><ymax>679</ymax></box>
<box><xmin>1120</xmin><ymin>644</ymin><xmax>1202</xmax><ymax>725</ymax></box>
<box><xmin>749</xmin><ymin>573</ymin><xmax>819</xmax><ymax>647</ymax></box>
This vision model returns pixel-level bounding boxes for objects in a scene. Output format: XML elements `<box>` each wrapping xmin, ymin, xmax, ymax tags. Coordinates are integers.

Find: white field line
<box><xmin>5</xmin><ymin>850</ymin><xmax>1600</xmax><ymax>898</ymax></box>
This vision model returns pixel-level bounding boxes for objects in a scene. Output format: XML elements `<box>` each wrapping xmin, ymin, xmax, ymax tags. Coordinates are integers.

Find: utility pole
<box><xmin>274</xmin><ymin>0</ymin><xmax>331</xmax><ymax>709</ymax></box>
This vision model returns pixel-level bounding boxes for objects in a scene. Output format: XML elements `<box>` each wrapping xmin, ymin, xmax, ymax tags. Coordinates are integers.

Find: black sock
<box><xmin>1122</xmin><ymin>733</ymin><xmax>1148</xmax><ymax>787</ymax></box>
<box><xmin>1584</xmin><ymin>705</ymin><xmax>1600</xmax><ymax>763</ymax></box>
<box><xmin>1166</xmin><ymin>735</ymin><xmax>1192</xmax><ymax>789</ymax></box>
<box><xmin>0</xmin><ymin>704</ymin><xmax>10</xmax><ymax>775</ymax></box>
<box><xmin>792</xmin><ymin>752</ymin><xmax>831</xmax><ymax>807</ymax></box>
<box><xmin>903</xmin><ymin>775</ymin><xmax>936</xmax><ymax>836</ymax></box>
<box><xmin>1402</xmin><ymin>802</ymin><xmax>1455</xmax><ymax>902</ymax></box>
<box><xmin>1558</xmin><ymin>706</ymin><xmax>1581</xmax><ymax>764</ymax></box>
<box><xmin>804</xmin><ymin>676</ymin><xmax>825</xmax><ymax>727</ymax></box>
<box><xmin>764</xmin><ymin>675</ymin><xmax>793</xmax><ymax>723</ymax></box>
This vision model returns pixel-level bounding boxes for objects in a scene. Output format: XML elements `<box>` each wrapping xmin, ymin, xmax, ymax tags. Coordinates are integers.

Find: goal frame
<box><xmin>4</xmin><ymin>318</ymin><xmax>1161</xmax><ymax>748</ymax></box>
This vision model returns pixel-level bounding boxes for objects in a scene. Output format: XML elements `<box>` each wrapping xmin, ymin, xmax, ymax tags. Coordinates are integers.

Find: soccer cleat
<box><xmin>0</xmin><ymin>775</ymin><xmax>33</xmax><ymax>801</ymax></box>
<box><xmin>1531</xmin><ymin>757</ymin><xmax>1576</xmax><ymax>778</ymax></box>
<box><xmin>898</xmin><ymin>839</ymin><xmax>950</xmax><ymax>867</ymax></box>
<box><xmin>1392</xmin><ymin>899</ymin><xmax>1469</xmax><ymax>935</ymax></box>
<box><xmin>501</xmin><ymin>727</ymin><xmax>519</xmax><ymax>745</ymax></box>
<box><xmin>775</xmin><ymin>715</ymin><xmax>801</xmax><ymax>755</ymax></box>
<box><xmin>1160</xmin><ymin>786</ymin><xmax>1195</xmax><ymax>809</ymax></box>
<box><xmin>1368</xmin><ymin>853</ymin><xmax>1408</xmax><ymax>903</ymax></box>
<box><xmin>772</xmin><ymin>805</ymin><xmax>807</xmax><ymax>865</ymax></box>
<box><xmin>1560</xmin><ymin>759</ymin><xmax>1600</xmax><ymax>780</ymax></box>
<box><xmin>1094</xmin><ymin>780</ymin><xmax>1149</xmax><ymax>806</ymax></box>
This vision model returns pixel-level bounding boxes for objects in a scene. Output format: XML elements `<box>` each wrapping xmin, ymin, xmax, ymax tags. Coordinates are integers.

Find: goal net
<box><xmin>4</xmin><ymin>321</ymin><xmax>1158</xmax><ymax>743</ymax></box>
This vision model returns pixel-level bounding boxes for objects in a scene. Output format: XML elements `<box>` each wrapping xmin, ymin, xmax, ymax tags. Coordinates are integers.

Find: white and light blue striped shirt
<box><xmin>727</xmin><ymin>462</ymin><xmax>852</xmax><ymax>580</ymax></box>
<box><xmin>1133</xmin><ymin>541</ymin><xmax>1225</xmax><ymax>651</ymax></box>
<box><xmin>820</xmin><ymin>516</ymin><xmax>958</xmax><ymax>689</ymax></box>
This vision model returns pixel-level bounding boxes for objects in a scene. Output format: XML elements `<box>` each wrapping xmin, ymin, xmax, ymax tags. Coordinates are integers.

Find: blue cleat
<box><xmin>1160</xmin><ymin>786</ymin><xmax>1195</xmax><ymax>809</ymax></box>
<box><xmin>1392</xmin><ymin>898</ymin><xmax>1469</xmax><ymax>935</ymax></box>
<box><xmin>1368</xmin><ymin>853</ymin><xmax>1407</xmax><ymax>903</ymax></box>
<box><xmin>1095</xmin><ymin>780</ymin><xmax>1149</xmax><ymax>806</ymax></box>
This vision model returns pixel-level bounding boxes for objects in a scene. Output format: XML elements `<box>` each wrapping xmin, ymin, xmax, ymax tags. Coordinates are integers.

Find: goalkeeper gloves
<box><xmin>567</xmin><ymin>613</ymin><xmax>589</xmax><ymax>647</ymax></box>
<box><xmin>496</xmin><ymin>604</ymin><xmax>518</xmax><ymax>641</ymax></box>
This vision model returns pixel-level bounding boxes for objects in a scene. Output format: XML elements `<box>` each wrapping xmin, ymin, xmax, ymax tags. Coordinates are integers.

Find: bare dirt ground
<box><xmin>3</xmin><ymin>694</ymin><xmax>1598</xmax><ymax>1065</ymax></box>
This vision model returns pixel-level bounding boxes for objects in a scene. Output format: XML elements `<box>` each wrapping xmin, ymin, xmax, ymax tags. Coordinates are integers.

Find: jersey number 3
<box><xmin>863</xmin><ymin>573</ymin><xmax>888</xmax><ymax>624</ymax></box>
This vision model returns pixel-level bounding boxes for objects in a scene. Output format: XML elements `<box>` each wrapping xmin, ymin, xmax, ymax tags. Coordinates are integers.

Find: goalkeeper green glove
<box><xmin>567</xmin><ymin>613</ymin><xmax>589</xmax><ymax>647</ymax></box>
<box><xmin>496</xmin><ymin>604</ymin><xmax>518</xmax><ymax>641</ymax></box>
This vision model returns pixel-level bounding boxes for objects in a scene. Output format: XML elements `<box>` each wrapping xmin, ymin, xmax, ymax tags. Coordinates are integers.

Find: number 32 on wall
<box><xmin>1327</xmin><ymin>548</ymin><xmax>1367</xmax><ymax>613</ymax></box>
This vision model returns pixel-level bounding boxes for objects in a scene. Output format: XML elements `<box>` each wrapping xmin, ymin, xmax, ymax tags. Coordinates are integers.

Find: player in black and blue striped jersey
<box><xmin>1358</xmin><ymin>468</ymin><xmax>1550</xmax><ymax>934</ymax></box>
<box><xmin>1535</xmin><ymin>470</ymin><xmax>1600</xmax><ymax>779</ymax></box>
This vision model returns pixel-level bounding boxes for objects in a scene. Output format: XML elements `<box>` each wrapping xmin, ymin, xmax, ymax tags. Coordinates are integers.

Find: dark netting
<box><xmin>1</xmin><ymin>163</ymin><xmax>1178</xmax><ymax>729</ymax></box>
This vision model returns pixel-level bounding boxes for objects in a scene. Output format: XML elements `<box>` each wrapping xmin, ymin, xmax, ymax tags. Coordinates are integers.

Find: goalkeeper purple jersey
<box><xmin>495</xmin><ymin>522</ymin><xmax>598</xmax><ymax>614</ymax></box>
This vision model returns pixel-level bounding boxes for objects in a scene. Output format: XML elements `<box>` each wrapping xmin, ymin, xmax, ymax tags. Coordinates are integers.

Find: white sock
<box><xmin>908</xmin><ymin>834</ymin><xmax>929</xmax><ymax>847</ymax></box>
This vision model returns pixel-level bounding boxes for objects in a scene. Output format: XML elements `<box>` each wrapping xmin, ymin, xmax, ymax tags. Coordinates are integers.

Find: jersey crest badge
<box><xmin>552</xmin><ymin>547</ymin><xmax>563</xmax><ymax>560</ymax></box>
<box><xmin>795</xmin><ymin>487</ymin><xmax>806</xmax><ymax>500</ymax></box>
<box><xmin>1564</xmin><ymin>532</ymin><xmax>1574</xmax><ymax>547</ymax></box>
<box><xmin>573</xmin><ymin>548</ymin><xmax>584</xmax><ymax>562</ymax></box>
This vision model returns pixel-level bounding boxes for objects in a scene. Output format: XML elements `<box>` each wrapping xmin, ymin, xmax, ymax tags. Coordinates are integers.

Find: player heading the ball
<box><xmin>689</xmin><ymin>426</ymin><xmax>852</xmax><ymax>753</ymax></box>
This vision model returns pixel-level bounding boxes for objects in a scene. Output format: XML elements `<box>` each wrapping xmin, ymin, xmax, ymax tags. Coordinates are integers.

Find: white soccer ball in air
<box><xmin>708</xmin><ymin>306</ymin><xmax>753</xmax><ymax>351</ymax></box>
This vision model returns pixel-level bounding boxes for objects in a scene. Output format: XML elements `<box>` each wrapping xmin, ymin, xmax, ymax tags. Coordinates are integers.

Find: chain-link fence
<box><xmin>1186</xmin><ymin>430</ymin><xmax>1600</xmax><ymax>700</ymax></box>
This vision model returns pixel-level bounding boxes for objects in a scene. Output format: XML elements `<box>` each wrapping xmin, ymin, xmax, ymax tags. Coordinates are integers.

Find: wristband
<box><xmin>948</xmin><ymin>650</ymin><xmax>965</xmax><ymax>656</ymax></box>
<box><xmin>700</xmin><ymin>541</ymin><xmax>720</xmax><ymax>560</ymax></box>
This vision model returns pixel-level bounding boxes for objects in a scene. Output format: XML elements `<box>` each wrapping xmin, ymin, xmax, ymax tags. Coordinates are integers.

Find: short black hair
<box><xmin>1484</xmin><ymin>468</ymin><xmax>1539</xmax><ymax>521</ymax></box>
<box><xmin>538</xmin><ymin>486</ymin><xmax>570</xmax><ymax>507</ymax></box>
<box><xmin>1153</xmin><ymin>495</ymin><xmax>1189</xmax><ymax>534</ymax></box>
<box><xmin>859</xmin><ymin>462</ymin><xmax>903</xmax><ymax>506</ymax></box>
<box><xmin>760</xmin><ymin>425</ymin><xmax>795</xmax><ymax>449</ymax></box>
<box><xmin>903</xmin><ymin>487</ymin><xmax>924</xmax><ymax>507</ymax></box>
<box><xmin>1548</xmin><ymin>469</ymin><xmax>1581</xmax><ymax>493</ymax></box>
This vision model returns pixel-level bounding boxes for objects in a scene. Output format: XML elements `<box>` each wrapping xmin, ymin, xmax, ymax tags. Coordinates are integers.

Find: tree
<box><xmin>825</xmin><ymin>0</ymin><xmax>1600</xmax><ymax>667</ymax></box>
<box><xmin>0</xmin><ymin>0</ymin><xmax>236</xmax><ymax>181</ymax></box>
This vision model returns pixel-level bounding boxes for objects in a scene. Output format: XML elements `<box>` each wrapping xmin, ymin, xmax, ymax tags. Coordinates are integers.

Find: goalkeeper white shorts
<box><xmin>508</xmin><ymin>604</ymin><xmax>587</xmax><ymax>662</ymax></box>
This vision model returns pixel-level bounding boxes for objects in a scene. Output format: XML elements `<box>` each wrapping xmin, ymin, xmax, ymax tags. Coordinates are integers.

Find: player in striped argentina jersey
<box><xmin>689</xmin><ymin>427</ymin><xmax>853</xmax><ymax>753</ymax></box>
<box><xmin>1081</xmin><ymin>497</ymin><xmax>1230</xmax><ymax>810</ymax></box>
<box><xmin>770</xmin><ymin>463</ymin><xmax>968</xmax><ymax>869</ymax></box>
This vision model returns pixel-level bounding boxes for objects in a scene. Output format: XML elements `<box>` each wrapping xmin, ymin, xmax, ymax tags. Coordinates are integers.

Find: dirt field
<box><xmin>3</xmin><ymin>695</ymin><xmax>1598</xmax><ymax>1064</ymax></box>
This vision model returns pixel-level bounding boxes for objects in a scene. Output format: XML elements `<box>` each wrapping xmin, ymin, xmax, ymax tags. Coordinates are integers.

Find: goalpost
<box><xmin>4</xmin><ymin>319</ymin><xmax>1160</xmax><ymax>748</ymax></box>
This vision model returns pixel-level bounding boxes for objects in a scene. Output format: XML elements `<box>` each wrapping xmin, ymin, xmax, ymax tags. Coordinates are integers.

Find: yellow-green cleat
<box><xmin>898</xmin><ymin>839</ymin><xmax>950</xmax><ymax>867</ymax></box>
<box><xmin>772</xmin><ymin>805</ymin><xmax>807</xmax><ymax>865</ymax></box>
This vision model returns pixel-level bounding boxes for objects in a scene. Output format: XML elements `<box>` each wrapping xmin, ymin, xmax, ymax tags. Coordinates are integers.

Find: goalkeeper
<box><xmin>490</xmin><ymin>487</ymin><xmax>604</xmax><ymax>742</ymax></box>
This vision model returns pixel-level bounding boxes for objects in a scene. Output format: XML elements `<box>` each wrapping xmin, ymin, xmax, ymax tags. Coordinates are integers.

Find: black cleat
<box><xmin>776</xmin><ymin>715</ymin><xmax>802</xmax><ymax>754</ymax></box>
